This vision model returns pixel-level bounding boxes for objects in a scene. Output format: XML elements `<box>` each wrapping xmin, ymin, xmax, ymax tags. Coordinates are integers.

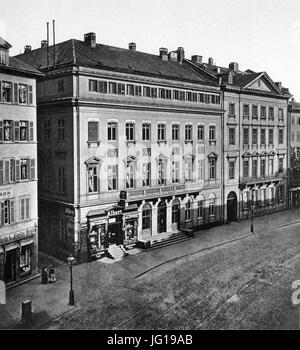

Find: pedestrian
<box><xmin>41</xmin><ymin>267</ymin><xmax>48</xmax><ymax>284</ymax></box>
<box><xmin>48</xmin><ymin>265</ymin><xmax>56</xmax><ymax>283</ymax></box>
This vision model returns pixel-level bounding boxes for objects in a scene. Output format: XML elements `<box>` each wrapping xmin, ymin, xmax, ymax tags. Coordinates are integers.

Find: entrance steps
<box><xmin>137</xmin><ymin>230</ymin><xmax>194</xmax><ymax>251</ymax></box>
<box><xmin>107</xmin><ymin>244</ymin><xmax>128</xmax><ymax>261</ymax></box>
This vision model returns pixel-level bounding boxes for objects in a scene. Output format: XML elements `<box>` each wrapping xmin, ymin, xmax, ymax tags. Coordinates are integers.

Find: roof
<box><xmin>15</xmin><ymin>39</ymin><xmax>218</xmax><ymax>85</ymax></box>
<box><xmin>6</xmin><ymin>56</ymin><xmax>43</xmax><ymax>76</ymax></box>
<box><xmin>0</xmin><ymin>36</ymin><xmax>12</xmax><ymax>49</ymax></box>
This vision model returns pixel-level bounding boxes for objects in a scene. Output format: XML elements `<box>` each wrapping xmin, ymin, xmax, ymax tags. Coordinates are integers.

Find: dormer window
<box><xmin>0</xmin><ymin>49</ymin><xmax>8</xmax><ymax>65</ymax></box>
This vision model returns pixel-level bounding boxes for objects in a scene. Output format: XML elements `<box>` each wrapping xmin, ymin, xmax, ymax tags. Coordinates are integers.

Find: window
<box><xmin>260</xmin><ymin>106</ymin><xmax>266</xmax><ymax>119</ymax></box>
<box><xmin>198</xmin><ymin>125</ymin><xmax>204</xmax><ymax>141</ymax></box>
<box><xmin>0</xmin><ymin>199</ymin><xmax>15</xmax><ymax>225</ymax></box>
<box><xmin>150</xmin><ymin>87</ymin><xmax>158</xmax><ymax>98</ymax></box>
<box><xmin>89</xmin><ymin>79</ymin><xmax>97</xmax><ymax>92</ymax></box>
<box><xmin>269</xmin><ymin>129</ymin><xmax>274</xmax><ymax>145</ymax></box>
<box><xmin>172</xmin><ymin>124</ymin><xmax>180</xmax><ymax>141</ymax></box>
<box><xmin>260</xmin><ymin>159</ymin><xmax>266</xmax><ymax>177</ymax></box>
<box><xmin>229</xmin><ymin>161</ymin><xmax>235</xmax><ymax>179</ymax></box>
<box><xmin>44</xmin><ymin>120</ymin><xmax>51</xmax><ymax>142</ymax></box>
<box><xmin>19</xmin><ymin>121</ymin><xmax>29</xmax><ymax>141</ymax></box>
<box><xmin>261</xmin><ymin>129</ymin><xmax>266</xmax><ymax>145</ymax></box>
<box><xmin>157</xmin><ymin>159</ymin><xmax>166</xmax><ymax>186</ymax></box>
<box><xmin>127</xmin><ymin>84</ymin><xmax>134</xmax><ymax>96</ymax></box>
<box><xmin>268</xmin><ymin>158</ymin><xmax>274</xmax><ymax>175</ymax></box>
<box><xmin>58</xmin><ymin>119</ymin><xmax>65</xmax><ymax>142</ymax></box>
<box><xmin>20</xmin><ymin>159</ymin><xmax>29</xmax><ymax>180</ymax></box>
<box><xmin>59</xmin><ymin>220</ymin><xmax>67</xmax><ymax>241</ymax></box>
<box><xmin>252</xmin><ymin>128</ymin><xmax>258</xmax><ymax>145</ymax></box>
<box><xmin>88</xmin><ymin>165</ymin><xmax>98</xmax><ymax>193</ymax></box>
<box><xmin>278</xmin><ymin>185</ymin><xmax>284</xmax><ymax>201</ymax></box>
<box><xmin>261</xmin><ymin>189</ymin><xmax>266</xmax><ymax>205</ymax></box>
<box><xmin>278</xmin><ymin>157</ymin><xmax>284</xmax><ymax>173</ymax></box>
<box><xmin>172</xmin><ymin>201</ymin><xmax>180</xmax><ymax>224</ymax></box>
<box><xmin>117</xmin><ymin>83</ymin><xmax>126</xmax><ymax>95</ymax></box>
<box><xmin>0</xmin><ymin>49</ymin><xmax>7</xmax><ymax>65</ymax></box>
<box><xmin>252</xmin><ymin>105</ymin><xmax>258</xmax><ymax>119</ymax></box>
<box><xmin>243</xmin><ymin>104</ymin><xmax>249</xmax><ymax>117</ymax></box>
<box><xmin>1</xmin><ymin>158</ymin><xmax>15</xmax><ymax>184</ymax></box>
<box><xmin>135</xmin><ymin>85</ymin><xmax>142</xmax><ymax>96</ymax></box>
<box><xmin>1</xmin><ymin>81</ymin><xmax>12</xmax><ymax>102</ymax></box>
<box><xmin>172</xmin><ymin>161</ymin><xmax>180</xmax><ymax>183</ymax></box>
<box><xmin>186</xmin><ymin>91</ymin><xmax>192</xmax><ymax>101</ymax></box>
<box><xmin>20</xmin><ymin>245</ymin><xmax>32</xmax><ymax>276</ymax></box>
<box><xmin>209</xmin><ymin>125</ymin><xmax>216</xmax><ymax>141</ymax></box>
<box><xmin>278</xmin><ymin>129</ymin><xmax>284</xmax><ymax>144</ymax></box>
<box><xmin>209</xmin><ymin>157</ymin><xmax>217</xmax><ymax>179</ymax></box>
<box><xmin>98</xmin><ymin>81</ymin><xmax>107</xmax><ymax>93</ymax></box>
<box><xmin>185</xmin><ymin>125</ymin><xmax>193</xmax><ymax>141</ymax></box>
<box><xmin>209</xmin><ymin>197</ymin><xmax>215</xmax><ymax>216</ymax></box>
<box><xmin>126</xmin><ymin>122</ymin><xmax>135</xmax><ymax>141</ymax></box>
<box><xmin>126</xmin><ymin>162</ymin><xmax>135</xmax><ymax>189</ymax></box>
<box><xmin>229</xmin><ymin>128</ymin><xmax>235</xmax><ymax>145</ymax></box>
<box><xmin>268</xmin><ymin>107</ymin><xmax>274</xmax><ymax>120</ymax></box>
<box><xmin>192</xmin><ymin>92</ymin><xmax>198</xmax><ymax>102</ymax></box>
<box><xmin>3</xmin><ymin>120</ymin><xmax>13</xmax><ymax>141</ymax></box>
<box><xmin>58</xmin><ymin>79</ymin><xmax>64</xmax><ymax>93</ymax></box>
<box><xmin>185</xmin><ymin>200</ymin><xmax>191</xmax><ymax>221</ymax></box>
<box><xmin>108</xmin><ymin>122</ymin><xmax>117</xmax><ymax>141</ymax></box>
<box><xmin>243</xmin><ymin>128</ymin><xmax>249</xmax><ymax>145</ymax></box>
<box><xmin>243</xmin><ymin>159</ymin><xmax>249</xmax><ymax>178</ymax></box>
<box><xmin>58</xmin><ymin>166</ymin><xmax>66</xmax><ymax>194</ymax></box>
<box><xmin>185</xmin><ymin>159</ymin><xmax>193</xmax><ymax>182</ymax></box>
<box><xmin>142</xmin><ymin>123</ymin><xmax>151</xmax><ymax>141</ymax></box>
<box><xmin>173</xmin><ymin>90</ymin><xmax>179</xmax><ymax>100</ymax></box>
<box><xmin>229</xmin><ymin>103</ymin><xmax>235</xmax><ymax>116</ymax></box>
<box><xmin>157</xmin><ymin>123</ymin><xmax>166</xmax><ymax>141</ymax></box>
<box><xmin>109</xmin><ymin>82</ymin><xmax>117</xmax><ymax>94</ymax></box>
<box><xmin>278</xmin><ymin>109</ymin><xmax>284</xmax><ymax>122</ymax></box>
<box><xmin>198</xmin><ymin>159</ymin><xmax>204</xmax><ymax>180</ymax></box>
<box><xmin>18</xmin><ymin>84</ymin><xmax>28</xmax><ymax>104</ymax></box>
<box><xmin>88</xmin><ymin>121</ymin><xmax>99</xmax><ymax>142</ymax></box>
<box><xmin>142</xmin><ymin>204</ymin><xmax>152</xmax><ymax>230</ymax></box>
<box><xmin>252</xmin><ymin>159</ymin><xmax>258</xmax><ymax>178</ymax></box>
<box><xmin>142</xmin><ymin>163</ymin><xmax>151</xmax><ymax>187</ymax></box>
<box><xmin>197</xmin><ymin>200</ymin><xmax>204</xmax><ymax>218</ymax></box>
<box><xmin>20</xmin><ymin>196</ymin><xmax>30</xmax><ymax>220</ymax></box>
<box><xmin>108</xmin><ymin>165</ymin><xmax>118</xmax><ymax>190</ymax></box>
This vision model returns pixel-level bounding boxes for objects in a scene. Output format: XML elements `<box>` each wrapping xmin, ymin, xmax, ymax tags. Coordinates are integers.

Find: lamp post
<box><xmin>250</xmin><ymin>189</ymin><xmax>255</xmax><ymax>234</ymax></box>
<box><xmin>67</xmin><ymin>254</ymin><xmax>75</xmax><ymax>306</ymax></box>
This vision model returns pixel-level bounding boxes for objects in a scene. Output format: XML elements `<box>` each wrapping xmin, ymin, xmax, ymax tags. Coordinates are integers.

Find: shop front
<box><xmin>86</xmin><ymin>204</ymin><xmax>138</xmax><ymax>261</ymax></box>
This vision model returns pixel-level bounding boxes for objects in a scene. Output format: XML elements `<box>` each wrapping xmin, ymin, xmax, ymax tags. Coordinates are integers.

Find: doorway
<box><xmin>4</xmin><ymin>249</ymin><xmax>17</xmax><ymax>284</ymax></box>
<box><xmin>157</xmin><ymin>200</ymin><xmax>167</xmax><ymax>233</ymax></box>
<box><xmin>227</xmin><ymin>191</ymin><xmax>238</xmax><ymax>222</ymax></box>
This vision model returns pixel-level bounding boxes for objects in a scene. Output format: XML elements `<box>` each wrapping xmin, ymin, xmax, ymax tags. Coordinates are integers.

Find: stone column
<box><xmin>152</xmin><ymin>202</ymin><xmax>158</xmax><ymax>236</ymax></box>
<box><xmin>166</xmin><ymin>200</ymin><xmax>172</xmax><ymax>233</ymax></box>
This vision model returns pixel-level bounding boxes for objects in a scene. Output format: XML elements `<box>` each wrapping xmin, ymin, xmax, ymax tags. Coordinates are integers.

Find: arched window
<box><xmin>172</xmin><ymin>199</ymin><xmax>180</xmax><ymax>224</ymax></box>
<box><xmin>142</xmin><ymin>203</ymin><xmax>152</xmax><ymax>230</ymax></box>
<box><xmin>185</xmin><ymin>199</ymin><xmax>192</xmax><ymax>221</ymax></box>
<box><xmin>197</xmin><ymin>195</ymin><xmax>205</xmax><ymax>218</ymax></box>
<box><xmin>209</xmin><ymin>193</ymin><xmax>216</xmax><ymax>216</ymax></box>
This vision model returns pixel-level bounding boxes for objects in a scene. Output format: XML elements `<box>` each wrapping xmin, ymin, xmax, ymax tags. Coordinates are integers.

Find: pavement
<box><xmin>1</xmin><ymin>207</ymin><xmax>300</xmax><ymax>329</ymax></box>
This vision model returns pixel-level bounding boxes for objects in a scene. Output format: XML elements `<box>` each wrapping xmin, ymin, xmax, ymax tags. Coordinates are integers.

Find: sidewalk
<box><xmin>1</xmin><ymin>208</ymin><xmax>299</xmax><ymax>329</ymax></box>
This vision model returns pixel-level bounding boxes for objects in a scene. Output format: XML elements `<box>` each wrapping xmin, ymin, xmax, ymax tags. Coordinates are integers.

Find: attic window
<box><xmin>0</xmin><ymin>49</ymin><xmax>8</xmax><ymax>65</ymax></box>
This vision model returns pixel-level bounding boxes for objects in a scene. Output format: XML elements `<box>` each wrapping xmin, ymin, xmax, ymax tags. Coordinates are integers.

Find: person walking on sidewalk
<box><xmin>48</xmin><ymin>265</ymin><xmax>56</xmax><ymax>283</ymax></box>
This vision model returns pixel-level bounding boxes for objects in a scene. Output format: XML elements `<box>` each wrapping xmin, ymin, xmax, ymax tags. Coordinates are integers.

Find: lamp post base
<box><xmin>250</xmin><ymin>223</ymin><xmax>254</xmax><ymax>234</ymax></box>
<box><xmin>69</xmin><ymin>290</ymin><xmax>75</xmax><ymax>306</ymax></box>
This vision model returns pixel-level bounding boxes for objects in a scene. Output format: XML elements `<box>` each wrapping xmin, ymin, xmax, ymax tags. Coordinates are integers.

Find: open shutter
<box><xmin>14</xmin><ymin>121</ymin><xmax>20</xmax><ymax>141</ymax></box>
<box><xmin>4</xmin><ymin>160</ymin><xmax>9</xmax><ymax>183</ymax></box>
<box><xmin>26</xmin><ymin>197</ymin><xmax>30</xmax><ymax>219</ymax></box>
<box><xmin>14</xmin><ymin>83</ymin><xmax>18</xmax><ymax>103</ymax></box>
<box><xmin>1</xmin><ymin>202</ymin><xmax>4</xmax><ymax>226</ymax></box>
<box><xmin>30</xmin><ymin>159</ymin><xmax>35</xmax><ymax>180</ymax></box>
<box><xmin>29</xmin><ymin>122</ymin><xmax>34</xmax><ymax>141</ymax></box>
<box><xmin>28</xmin><ymin>85</ymin><xmax>33</xmax><ymax>104</ymax></box>
<box><xmin>15</xmin><ymin>160</ymin><xmax>20</xmax><ymax>181</ymax></box>
<box><xmin>0</xmin><ymin>120</ymin><xmax>3</xmax><ymax>141</ymax></box>
<box><xmin>10</xmin><ymin>200</ymin><xmax>15</xmax><ymax>223</ymax></box>
<box><xmin>0</xmin><ymin>161</ymin><xmax>3</xmax><ymax>185</ymax></box>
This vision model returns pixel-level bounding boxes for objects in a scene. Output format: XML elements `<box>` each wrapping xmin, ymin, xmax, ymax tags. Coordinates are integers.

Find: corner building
<box><xmin>16</xmin><ymin>34</ymin><xmax>224</xmax><ymax>262</ymax></box>
<box><xmin>0</xmin><ymin>37</ymin><xmax>41</xmax><ymax>285</ymax></box>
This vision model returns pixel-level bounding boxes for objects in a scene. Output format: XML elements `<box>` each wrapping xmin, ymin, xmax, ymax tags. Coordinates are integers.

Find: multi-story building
<box><xmin>288</xmin><ymin>100</ymin><xmax>300</xmax><ymax>207</ymax></box>
<box><xmin>0</xmin><ymin>37</ymin><xmax>41</xmax><ymax>285</ymax></box>
<box><xmin>188</xmin><ymin>57</ymin><xmax>291</xmax><ymax>221</ymax></box>
<box><xmin>16</xmin><ymin>33</ymin><xmax>224</xmax><ymax>262</ymax></box>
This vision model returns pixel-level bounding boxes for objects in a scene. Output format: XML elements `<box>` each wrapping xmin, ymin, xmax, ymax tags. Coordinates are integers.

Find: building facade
<box><xmin>0</xmin><ymin>37</ymin><xmax>41</xmax><ymax>285</ymax></box>
<box><xmin>16</xmin><ymin>34</ymin><xmax>225</xmax><ymax>262</ymax></box>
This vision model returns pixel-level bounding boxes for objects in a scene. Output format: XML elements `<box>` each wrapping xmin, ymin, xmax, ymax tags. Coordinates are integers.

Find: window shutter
<box><xmin>4</xmin><ymin>160</ymin><xmax>9</xmax><ymax>183</ymax></box>
<box><xmin>15</xmin><ymin>160</ymin><xmax>20</xmax><ymax>181</ymax></box>
<box><xmin>0</xmin><ymin>161</ymin><xmax>3</xmax><ymax>185</ymax></box>
<box><xmin>21</xmin><ymin>198</ymin><xmax>25</xmax><ymax>220</ymax></box>
<box><xmin>26</xmin><ymin>197</ymin><xmax>30</xmax><ymax>219</ymax></box>
<box><xmin>10</xmin><ymin>200</ymin><xmax>15</xmax><ymax>223</ymax></box>
<box><xmin>88</xmin><ymin>121</ymin><xmax>98</xmax><ymax>142</ymax></box>
<box><xmin>14</xmin><ymin>83</ymin><xmax>18</xmax><ymax>103</ymax></box>
<box><xmin>28</xmin><ymin>85</ymin><xmax>33</xmax><ymax>104</ymax></box>
<box><xmin>0</xmin><ymin>120</ymin><xmax>3</xmax><ymax>141</ymax></box>
<box><xmin>14</xmin><ymin>121</ymin><xmax>20</xmax><ymax>141</ymax></box>
<box><xmin>30</xmin><ymin>159</ymin><xmax>35</xmax><ymax>180</ymax></box>
<box><xmin>1</xmin><ymin>202</ymin><xmax>4</xmax><ymax>226</ymax></box>
<box><xmin>29</xmin><ymin>122</ymin><xmax>34</xmax><ymax>141</ymax></box>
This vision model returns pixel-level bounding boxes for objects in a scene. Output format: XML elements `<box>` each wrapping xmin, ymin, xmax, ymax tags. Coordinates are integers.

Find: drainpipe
<box><xmin>221</xmin><ymin>87</ymin><xmax>225</xmax><ymax>224</ymax></box>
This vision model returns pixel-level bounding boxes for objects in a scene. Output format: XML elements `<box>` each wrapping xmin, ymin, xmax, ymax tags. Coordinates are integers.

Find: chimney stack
<box><xmin>229</xmin><ymin>62</ymin><xmax>239</xmax><ymax>72</ymax></box>
<box><xmin>24</xmin><ymin>45</ymin><xmax>32</xmax><ymax>54</ymax></box>
<box><xmin>177</xmin><ymin>47</ymin><xmax>184</xmax><ymax>64</ymax></box>
<box><xmin>159</xmin><ymin>47</ymin><xmax>168</xmax><ymax>61</ymax></box>
<box><xmin>41</xmin><ymin>40</ymin><xmax>48</xmax><ymax>48</ymax></box>
<box><xmin>129</xmin><ymin>42</ymin><xmax>136</xmax><ymax>51</ymax></box>
<box><xmin>84</xmin><ymin>32</ymin><xmax>96</xmax><ymax>48</ymax></box>
<box><xmin>208</xmin><ymin>57</ymin><xmax>214</xmax><ymax>66</ymax></box>
<box><xmin>191</xmin><ymin>55</ymin><xmax>203</xmax><ymax>64</ymax></box>
<box><xmin>168</xmin><ymin>51</ymin><xmax>178</xmax><ymax>62</ymax></box>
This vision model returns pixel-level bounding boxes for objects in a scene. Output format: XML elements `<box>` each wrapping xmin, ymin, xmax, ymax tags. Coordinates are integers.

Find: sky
<box><xmin>1</xmin><ymin>0</ymin><xmax>300</xmax><ymax>99</ymax></box>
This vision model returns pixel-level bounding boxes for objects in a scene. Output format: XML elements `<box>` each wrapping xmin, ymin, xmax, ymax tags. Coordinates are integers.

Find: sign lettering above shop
<box><xmin>0</xmin><ymin>186</ymin><xmax>13</xmax><ymax>201</ymax></box>
<box><xmin>65</xmin><ymin>208</ymin><xmax>75</xmax><ymax>217</ymax></box>
<box><xmin>0</xmin><ymin>227</ymin><xmax>36</xmax><ymax>245</ymax></box>
<box><xmin>107</xmin><ymin>209</ymin><xmax>122</xmax><ymax>217</ymax></box>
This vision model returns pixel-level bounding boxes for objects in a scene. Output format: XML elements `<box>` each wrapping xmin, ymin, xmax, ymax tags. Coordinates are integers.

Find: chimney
<box><xmin>191</xmin><ymin>55</ymin><xmax>202</xmax><ymax>64</ymax></box>
<box><xmin>168</xmin><ymin>51</ymin><xmax>178</xmax><ymax>62</ymax></box>
<box><xmin>208</xmin><ymin>57</ymin><xmax>214</xmax><ymax>66</ymax></box>
<box><xmin>177</xmin><ymin>47</ymin><xmax>185</xmax><ymax>64</ymax></box>
<box><xmin>129</xmin><ymin>42</ymin><xmax>136</xmax><ymax>51</ymax></box>
<box><xmin>84</xmin><ymin>32</ymin><xmax>96</xmax><ymax>48</ymax></box>
<box><xmin>229</xmin><ymin>62</ymin><xmax>239</xmax><ymax>72</ymax></box>
<box><xmin>24</xmin><ymin>45</ymin><xmax>32</xmax><ymax>54</ymax></box>
<box><xmin>159</xmin><ymin>47</ymin><xmax>168</xmax><ymax>61</ymax></box>
<box><xmin>275</xmin><ymin>81</ymin><xmax>282</xmax><ymax>90</ymax></box>
<box><xmin>41</xmin><ymin>40</ymin><xmax>48</xmax><ymax>48</ymax></box>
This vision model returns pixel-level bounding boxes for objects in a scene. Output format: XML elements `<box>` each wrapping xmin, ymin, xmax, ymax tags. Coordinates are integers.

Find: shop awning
<box><xmin>124</xmin><ymin>204</ymin><xmax>138</xmax><ymax>212</ymax></box>
<box><xmin>87</xmin><ymin>209</ymin><xmax>106</xmax><ymax>218</ymax></box>
<box><xmin>21</xmin><ymin>238</ymin><xmax>35</xmax><ymax>246</ymax></box>
<box><xmin>5</xmin><ymin>242</ymin><xmax>20</xmax><ymax>252</ymax></box>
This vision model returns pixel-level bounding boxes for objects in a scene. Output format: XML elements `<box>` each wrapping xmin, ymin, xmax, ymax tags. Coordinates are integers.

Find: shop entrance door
<box><xmin>227</xmin><ymin>192</ymin><xmax>238</xmax><ymax>222</ymax></box>
<box><xmin>4</xmin><ymin>249</ymin><xmax>17</xmax><ymax>284</ymax></box>
<box><xmin>107</xmin><ymin>220</ymin><xmax>123</xmax><ymax>245</ymax></box>
<box><xmin>157</xmin><ymin>201</ymin><xmax>167</xmax><ymax>233</ymax></box>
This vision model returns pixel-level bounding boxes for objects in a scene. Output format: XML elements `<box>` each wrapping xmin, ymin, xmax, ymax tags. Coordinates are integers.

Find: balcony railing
<box><xmin>240</xmin><ymin>172</ymin><xmax>285</xmax><ymax>184</ymax></box>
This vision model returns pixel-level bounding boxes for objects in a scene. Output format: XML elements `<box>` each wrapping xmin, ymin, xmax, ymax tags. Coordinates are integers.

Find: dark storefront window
<box><xmin>142</xmin><ymin>204</ymin><xmax>152</xmax><ymax>230</ymax></box>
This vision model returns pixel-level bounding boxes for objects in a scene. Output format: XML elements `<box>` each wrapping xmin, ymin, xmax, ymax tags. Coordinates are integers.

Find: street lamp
<box><xmin>250</xmin><ymin>189</ymin><xmax>255</xmax><ymax>234</ymax></box>
<box><xmin>67</xmin><ymin>254</ymin><xmax>75</xmax><ymax>306</ymax></box>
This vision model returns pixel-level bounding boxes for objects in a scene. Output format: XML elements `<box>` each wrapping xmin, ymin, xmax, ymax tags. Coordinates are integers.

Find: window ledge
<box><xmin>157</xmin><ymin>140</ymin><xmax>167</xmax><ymax>144</ymax></box>
<box><xmin>87</xmin><ymin>141</ymin><xmax>100</xmax><ymax>147</ymax></box>
<box><xmin>209</xmin><ymin>140</ymin><xmax>216</xmax><ymax>146</ymax></box>
<box><xmin>185</xmin><ymin>140</ymin><xmax>193</xmax><ymax>144</ymax></box>
<box><xmin>126</xmin><ymin>140</ymin><xmax>137</xmax><ymax>145</ymax></box>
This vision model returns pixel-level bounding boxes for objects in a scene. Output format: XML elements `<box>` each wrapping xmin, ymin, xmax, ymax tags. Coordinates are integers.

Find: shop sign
<box><xmin>0</xmin><ymin>186</ymin><xmax>13</xmax><ymax>201</ymax></box>
<box><xmin>106</xmin><ymin>206</ymin><xmax>123</xmax><ymax>217</ymax></box>
<box><xmin>65</xmin><ymin>207</ymin><xmax>75</xmax><ymax>217</ymax></box>
<box><xmin>0</xmin><ymin>227</ymin><xmax>36</xmax><ymax>245</ymax></box>
<box><xmin>108</xmin><ymin>218</ymin><xmax>116</xmax><ymax>223</ymax></box>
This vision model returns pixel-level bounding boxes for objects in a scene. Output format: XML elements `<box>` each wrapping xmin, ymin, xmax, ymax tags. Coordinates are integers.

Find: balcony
<box><xmin>240</xmin><ymin>172</ymin><xmax>285</xmax><ymax>185</ymax></box>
